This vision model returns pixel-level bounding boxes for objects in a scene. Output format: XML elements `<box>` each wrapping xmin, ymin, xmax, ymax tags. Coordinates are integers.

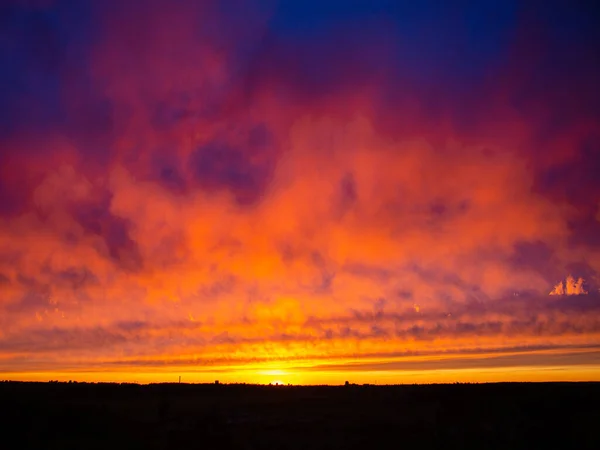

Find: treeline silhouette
<box><xmin>1</xmin><ymin>381</ymin><xmax>598</xmax><ymax>449</ymax></box>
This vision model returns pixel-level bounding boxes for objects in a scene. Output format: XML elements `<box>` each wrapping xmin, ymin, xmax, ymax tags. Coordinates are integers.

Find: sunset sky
<box><xmin>1</xmin><ymin>0</ymin><xmax>600</xmax><ymax>385</ymax></box>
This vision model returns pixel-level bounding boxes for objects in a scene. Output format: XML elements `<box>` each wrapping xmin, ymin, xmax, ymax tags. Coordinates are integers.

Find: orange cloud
<box><xmin>1</xmin><ymin>0</ymin><xmax>600</xmax><ymax>383</ymax></box>
<box><xmin>550</xmin><ymin>275</ymin><xmax>589</xmax><ymax>296</ymax></box>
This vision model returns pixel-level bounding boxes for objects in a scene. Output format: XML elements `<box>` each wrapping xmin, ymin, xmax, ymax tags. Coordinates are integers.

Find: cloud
<box><xmin>550</xmin><ymin>275</ymin><xmax>589</xmax><ymax>296</ymax></box>
<box><xmin>0</xmin><ymin>0</ymin><xmax>599</xmax><ymax>378</ymax></box>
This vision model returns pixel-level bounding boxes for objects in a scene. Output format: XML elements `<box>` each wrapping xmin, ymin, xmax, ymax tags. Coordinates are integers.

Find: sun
<box><xmin>256</xmin><ymin>369</ymin><xmax>290</xmax><ymax>385</ymax></box>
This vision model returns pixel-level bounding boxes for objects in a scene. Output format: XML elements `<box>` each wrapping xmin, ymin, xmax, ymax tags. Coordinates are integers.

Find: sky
<box><xmin>1</xmin><ymin>0</ymin><xmax>600</xmax><ymax>385</ymax></box>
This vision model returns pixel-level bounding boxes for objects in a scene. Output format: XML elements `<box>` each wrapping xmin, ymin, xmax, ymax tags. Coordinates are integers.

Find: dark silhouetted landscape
<box><xmin>1</xmin><ymin>381</ymin><xmax>599</xmax><ymax>449</ymax></box>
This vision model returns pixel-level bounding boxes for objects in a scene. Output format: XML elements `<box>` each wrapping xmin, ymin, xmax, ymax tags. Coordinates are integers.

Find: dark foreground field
<box><xmin>1</xmin><ymin>381</ymin><xmax>599</xmax><ymax>449</ymax></box>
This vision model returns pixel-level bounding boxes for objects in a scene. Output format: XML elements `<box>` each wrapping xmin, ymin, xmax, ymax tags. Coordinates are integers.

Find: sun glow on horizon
<box><xmin>3</xmin><ymin>345</ymin><xmax>600</xmax><ymax>385</ymax></box>
<box><xmin>4</xmin><ymin>364</ymin><xmax>600</xmax><ymax>386</ymax></box>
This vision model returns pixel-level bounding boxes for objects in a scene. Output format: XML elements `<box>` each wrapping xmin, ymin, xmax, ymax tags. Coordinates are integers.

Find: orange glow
<box><xmin>1</xmin><ymin>0</ymin><xmax>600</xmax><ymax>385</ymax></box>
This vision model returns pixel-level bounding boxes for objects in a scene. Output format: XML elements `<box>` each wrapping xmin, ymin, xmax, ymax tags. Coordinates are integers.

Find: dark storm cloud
<box><xmin>189</xmin><ymin>125</ymin><xmax>278</xmax><ymax>206</ymax></box>
<box><xmin>72</xmin><ymin>193</ymin><xmax>143</xmax><ymax>272</ymax></box>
